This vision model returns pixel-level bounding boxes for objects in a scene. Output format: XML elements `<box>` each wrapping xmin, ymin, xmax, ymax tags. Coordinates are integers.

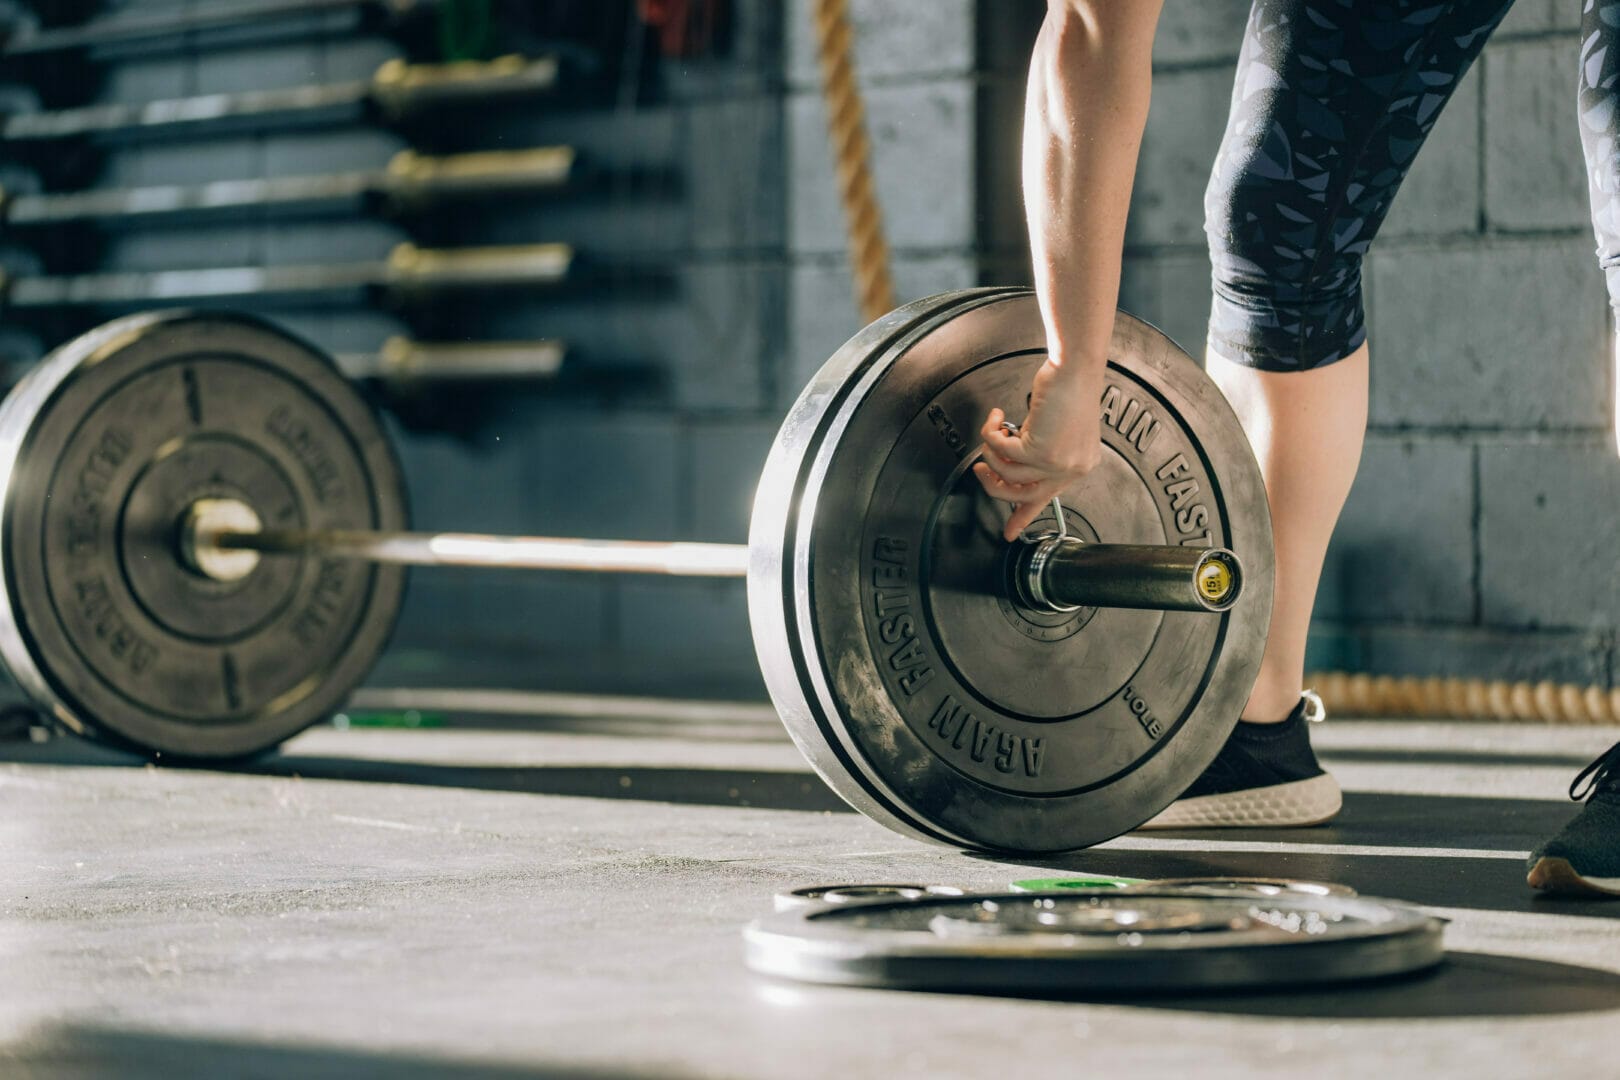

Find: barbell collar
<box><xmin>1020</xmin><ymin>537</ymin><xmax>1243</xmax><ymax>614</ymax></box>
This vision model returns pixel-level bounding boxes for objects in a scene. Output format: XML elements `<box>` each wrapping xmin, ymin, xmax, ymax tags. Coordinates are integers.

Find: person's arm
<box><xmin>974</xmin><ymin>0</ymin><xmax>1164</xmax><ymax>540</ymax></box>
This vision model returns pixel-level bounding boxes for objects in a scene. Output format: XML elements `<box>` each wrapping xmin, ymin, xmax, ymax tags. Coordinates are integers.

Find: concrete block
<box><xmin>659</xmin><ymin>0</ymin><xmax>783</xmax><ymax>102</ymax></box>
<box><xmin>690</xmin><ymin>419</ymin><xmax>781</xmax><ymax>542</ymax></box>
<box><xmin>1479</xmin><ymin>436</ymin><xmax>1620</xmax><ymax>630</ymax></box>
<box><xmin>261</xmin><ymin>219</ymin><xmax>403</xmax><ymax>265</ymax></box>
<box><xmin>254</xmin><ymin>309</ymin><xmax>406</xmax><ymax>355</ymax></box>
<box><xmin>1119</xmin><ymin>251</ymin><xmax>1213</xmax><ymax>359</ymax></box>
<box><xmin>193</xmin><ymin>42</ymin><xmax>323</xmax><ymax>95</ymax></box>
<box><xmin>1305</xmin><ymin>622</ymin><xmax>1611</xmax><ymax>685</ymax></box>
<box><xmin>687</xmin><ymin>97</ymin><xmax>786</xmax><ymax>254</ymax></box>
<box><xmin>388</xmin><ymin>423</ymin><xmax>617</xmax><ymax>661</ymax></box>
<box><xmin>393</xmin><ymin>571</ymin><xmax>611</xmax><ymax>655</ymax></box>
<box><xmin>978</xmin><ymin>80</ymin><xmax>1026</xmax><ymax>259</ymax></box>
<box><xmin>1314</xmin><ymin>435</ymin><xmax>1476</xmax><ymax>623</ymax></box>
<box><xmin>785</xmin><ymin>0</ymin><xmax>975</xmax><ymax>88</ymax></box>
<box><xmin>784</xmin><ymin>254</ymin><xmax>979</xmax><ymax>400</ymax></box>
<box><xmin>976</xmin><ymin>0</ymin><xmax>1046</xmax><ymax>76</ymax></box>
<box><xmin>1483</xmin><ymin>37</ymin><xmax>1587</xmax><ymax>231</ymax></box>
<box><xmin>615</xmin><ymin>579</ymin><xmax>755</xmax><ymax>678</ymax></box>
<box><xmin>319</xmin><ymin>36</ymin><xmax>402</xmax><ymax>81</ymax></box>
<box><xmin>393</xmin><ymin>424</ymin><xmax>537</xmax><ymax>534</ymax></box>
<box><xmin>478</xmin><ymin>261</ymin><xmax>778</xmax><ymax>411</ymax></box>
<box><xmin>260</xmin><ymin>128</ymin><xmax>405</xmax><ymax>176</ymax></box>
<box><xmin>520</xmin><ymin>411</ymin><xmax>684</xmax><ymax>541</ymax></box>
<box><xmin>99</xmin><ymin>56</ymin><xmax>190</xmax><ymax>103</ymax></box>
<box><xmin>1152</xmin><ymin>0</ymin><xmax>1250</xmax><ymax>66</ymax></box>
<box><xmin>98</xmin><ymin>137</ymin><xmax>262</xmax><ymax>187</ymax></box>
<box><xmin>1495</xmin><ymin>0</ymin><xmax>1583</xmax><ymax>38</ymax></box>
<box><xmin>449</xmin><ymin>197</ymin><xmax>683</xmax><ymax>259</ymax></box>
<box><xmin>1380</xmin><ymin>69</ymin><xmax>1481</xmax><ymax>238</ymax></box>
<box><xmin>471</xmin><ymin>103</ymin><xmax>682</xmax><ymax>172</ymax></box>
<box><xmin>96</xmin><ymin>225</ymin><xmax>265</xmax><ymax>271</ymax></box>
<box><xmin>425</xmin><ymin>107</ymin><xmax>688</xmax><ymax>256</ymax></box>
<box><xmin>1365</xmin><ymin>238</ymin><xmax>1609</xmax><ymax>429</ymax></box>
<box><xmin>788</xmin><ymin>81</ymin><xmax>976</xmax><ymax>255</ymax></box>
<box><xmin>1127</xmin><ymin>66</ymin><xmax>1233</xmax><ymax>247</ymax></box>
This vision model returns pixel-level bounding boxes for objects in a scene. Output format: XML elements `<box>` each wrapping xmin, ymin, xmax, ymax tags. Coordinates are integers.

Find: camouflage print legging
<box><xmin>1204</xmin><ymin>0</ymin><xmax>1620</xmax><ymax>370</ymax></box>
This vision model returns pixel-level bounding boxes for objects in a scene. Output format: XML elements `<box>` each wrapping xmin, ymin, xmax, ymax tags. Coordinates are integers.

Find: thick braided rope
<box><xmin>811</xmin><ymin>0</ymin><xmax>896</xmax><ymax>323</ymax></box>
<box><xmin>1309</xmin><ymin>672</ymin><xmax>1620</xmax><ymax>724</ymax></box>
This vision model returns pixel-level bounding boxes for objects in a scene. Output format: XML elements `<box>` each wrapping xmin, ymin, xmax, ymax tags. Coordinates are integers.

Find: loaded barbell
<box><xmin>0</xmin><ymin>288</ymin><xmax>1272</xmax><ymax>854</ymax></box>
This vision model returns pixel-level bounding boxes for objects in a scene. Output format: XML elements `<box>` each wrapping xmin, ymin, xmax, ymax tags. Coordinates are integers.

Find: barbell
<box><xmin>0</xmin><ymin>288</ymin><xmax>1272</xmax><ymax>853</ymax></box>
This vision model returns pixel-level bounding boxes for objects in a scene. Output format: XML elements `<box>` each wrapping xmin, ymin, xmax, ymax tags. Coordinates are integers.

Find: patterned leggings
<box><xmin>1205</xmin><ymin>0</ymin><xmax>1620</xmax><ymax>370</ymax></box>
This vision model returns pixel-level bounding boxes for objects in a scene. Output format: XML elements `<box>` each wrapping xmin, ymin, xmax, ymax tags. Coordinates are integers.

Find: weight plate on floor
<box><xmin>749</xmin><ymin>289</ymin><xmax>1273</xmax><ymax>854</ymax></box>
<box><xmin>0</xmin><ymin>310</ymin><xmax>407</xmax><ymax>758</ymax></box>
<box><xmin>744</xmin><ymin>891</ymin><xmax>1443</xmax><ymax>993</ymax></box>
<box><xmin>1011</xmin><ymin>876</ymin><xmax>1354</xmax><ymax>897</ymax></box>
<box><xmin>1009</xmin><ymin>875</ymin><xmax>1146</xmax><ymax>892</ymax></box>
<box><xmin>773</xmin><ymin>883</ymin><xmax>966</xmax><ymax>912</ymax></box>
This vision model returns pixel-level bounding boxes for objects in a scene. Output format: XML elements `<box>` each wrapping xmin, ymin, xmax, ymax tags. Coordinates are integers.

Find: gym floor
<box><xmin>4</xmin><ymin>698</ymin><xmax>1618</xmax><ymax>1079</ymax></box>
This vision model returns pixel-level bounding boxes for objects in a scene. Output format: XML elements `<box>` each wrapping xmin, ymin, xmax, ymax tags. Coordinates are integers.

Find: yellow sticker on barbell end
<box><xmin>1198</xmin><ymin>560</ymin><xmax>1233</xmax><ymax>601</ymax></box>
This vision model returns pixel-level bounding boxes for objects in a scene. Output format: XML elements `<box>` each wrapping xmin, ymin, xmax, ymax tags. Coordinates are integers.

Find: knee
<box><xmin>1202</xmin><ymin>163</ymin><xmax>1368</xmax><ymax>370</ymax></box>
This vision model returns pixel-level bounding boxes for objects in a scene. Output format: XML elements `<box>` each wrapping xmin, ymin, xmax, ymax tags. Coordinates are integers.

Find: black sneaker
<box><xmin>1527</xmin><ymin>741</ymin><xmax>1620</xmax><ymax>897</ymax></box>
<box><xmin>1138</xmin><ymin>690</ymin><xmax>1342</xmax><ymax>829</ymax></box>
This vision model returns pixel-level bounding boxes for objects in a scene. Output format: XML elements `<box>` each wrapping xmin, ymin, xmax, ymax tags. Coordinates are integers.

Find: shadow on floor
<box><xmin>1143</xmin><ymin>790</ymin><xmax>1575</xmax><ymax>857</ymax></box>
<box><xmin>3</xmin><ymin>1024</ymin><xmax>666</xmax><ymax>1080</ymax></box>
<box><xmin>989</xmin><ymin>847</ymin><xmax>1620</xmax><ymax>918</ymax></box>
<box><xmin>0</xmin><ymin>734</ymin><xmax>854</xmax><ymax>814</ymax></box>
<box><xmin>1322</xmin><ymin>746</ymin><xmax>1599</xmax><ymax>769</ymax></box>
<box><xmin>945</xmin><ymin>951</ymin><xmax>1620</xmax><ymax>1018</ymax></box>
<box><xmin>256</xmin><ymin>755</ymin><xmax>855</xmax><ymax>813</ymax></box>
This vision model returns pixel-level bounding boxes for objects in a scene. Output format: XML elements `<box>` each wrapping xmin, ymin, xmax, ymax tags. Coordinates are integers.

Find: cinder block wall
<box><xmin>1117</xmin><ymin>1</ymin><xmax>1620</xmax><ymax>687</ymax></box>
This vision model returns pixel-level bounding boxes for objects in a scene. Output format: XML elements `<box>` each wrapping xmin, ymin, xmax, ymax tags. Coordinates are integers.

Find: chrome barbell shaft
<box><xmin>209</xmin><ymin>527</ymin><xmax>752</xmax><ymax>577</ymax></box>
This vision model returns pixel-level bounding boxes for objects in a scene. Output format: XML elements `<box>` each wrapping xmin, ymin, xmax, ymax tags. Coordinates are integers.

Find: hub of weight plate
<box><xmin>744</xmin><ymin>891</ymin><xmax>1444</xmax><ymax>993</ymax></box>
<box><xmin>0</xmin><ymin>310</ymin><xmax>407</xmax><ymax>758</ymax></box>
<box><xmin>749</xmin><ymin>289</ymin><xmax>1274</xmax><ymax>854</ymax></box>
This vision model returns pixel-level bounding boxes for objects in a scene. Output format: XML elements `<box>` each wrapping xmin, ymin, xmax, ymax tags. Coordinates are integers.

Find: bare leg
<box><xmin>1205</xmin><ymin>341</ymin><xmax>1369</xmax><ymax>724</ymax></box>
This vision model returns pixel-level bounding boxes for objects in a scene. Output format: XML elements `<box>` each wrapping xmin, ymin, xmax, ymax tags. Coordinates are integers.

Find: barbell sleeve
<box><xmin>1021</xmin><ymin>538</ymin><xmax>1243</xmax><ymax>614</ymax></box>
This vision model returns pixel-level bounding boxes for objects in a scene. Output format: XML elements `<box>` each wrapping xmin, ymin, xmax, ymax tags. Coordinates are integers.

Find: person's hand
<box><xmin>972</xmin><ymin>361</ymin><xmax>1104</xmax><ymax>542</ymax></box>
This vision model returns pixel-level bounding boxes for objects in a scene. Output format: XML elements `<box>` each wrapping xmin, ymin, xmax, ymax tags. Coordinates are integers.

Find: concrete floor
<box><xmin>4</xmin><ymin>696</ymin><xmax>1620</xmax><ymax>1079</ymax></box>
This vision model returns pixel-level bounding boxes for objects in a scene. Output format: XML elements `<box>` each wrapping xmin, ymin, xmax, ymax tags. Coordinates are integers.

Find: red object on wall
<box><xmin>637</xmin><ymin>0</ymin><xmax>726</xmax><ymax>58</ymax></box>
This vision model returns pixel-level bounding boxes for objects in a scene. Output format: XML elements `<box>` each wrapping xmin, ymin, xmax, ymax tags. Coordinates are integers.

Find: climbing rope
<box><xmin>810</xmin><ymin>0</ymin><xmax>896</xmax><ymax>323</ymax></box>
<box><xmin>1309</xmin><ymin>671</ymin><xmax>1620</xmax><ymax>724</ymax></box>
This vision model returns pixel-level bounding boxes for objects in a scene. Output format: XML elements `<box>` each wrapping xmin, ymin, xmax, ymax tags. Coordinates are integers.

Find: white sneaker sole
<box><xmin>1527</xmin><ymin>857</ymin><xmax>1620</xmax><ymax>897</ymax></box>
<box><xmin>1137</xmin><ymin>773</ymin><xmax>1343</xmax><ymax>830</ymax></box>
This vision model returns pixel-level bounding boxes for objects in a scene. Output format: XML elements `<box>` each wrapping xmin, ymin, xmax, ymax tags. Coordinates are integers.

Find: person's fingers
<box><xmin>971</xmin><ymin>460</ymin><xmax>1039</xmax><ymax>501</ymax></box>
<box><xmin>979</xmin><ymin>455</ymin><xmax>1049</xmax><ymax>485</ymax></box>
<box><xmin>980</xmin><ymin>407</ymin><xmax>1005</xmax><ymax>441</ymax></box>
<box><xmin>980</xmin><ymin>419</ymin><xmax>1028</xmax><ymax>463</ymax></box>
<box><xmin>1004</xmin><ymin>496</ymin><xmax>1052</xmax><ymax>542</ymax></box>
